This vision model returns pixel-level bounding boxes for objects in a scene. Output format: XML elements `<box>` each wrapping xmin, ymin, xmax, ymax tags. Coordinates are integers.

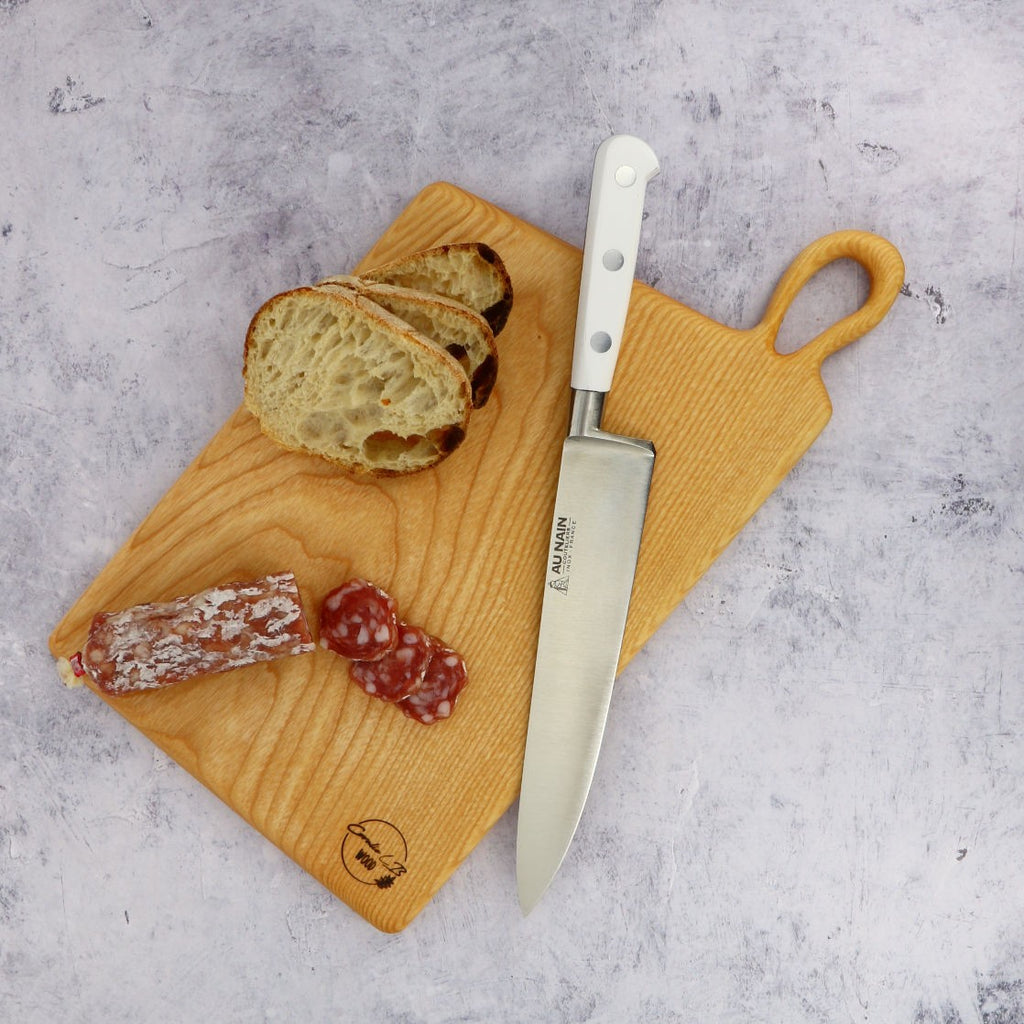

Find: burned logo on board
<box><xmin>341</xmin><ymin>820</ymin><xmax>408</xmax><ymax>889</ymax></box>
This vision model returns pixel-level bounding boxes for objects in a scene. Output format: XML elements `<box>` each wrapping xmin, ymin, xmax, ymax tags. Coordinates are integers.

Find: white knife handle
<box><xmin>571</xmin><ymin>134</ymin><xmax>660</xmax><ymax>394</ymax></box>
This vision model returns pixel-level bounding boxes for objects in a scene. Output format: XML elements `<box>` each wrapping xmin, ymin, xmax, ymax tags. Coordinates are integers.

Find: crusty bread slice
<box><xmin>317</xmin><ymin>279</ymin><xmax>498</xmax><ymax>408</ymax></box>
<box><xmin>350</xmin><ymin>242</ymin><xmax>513</xmax><ymax>336</ymax></box>
<box><xmin>243</xmin><ymin>287</ymin><xmax>472</xmax><ymax>476</ymax></box>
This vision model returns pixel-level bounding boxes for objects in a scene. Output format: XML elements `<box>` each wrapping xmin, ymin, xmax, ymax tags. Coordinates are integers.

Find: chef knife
<box><xmin>517</xmin><ymin>134</ymin><xmax>659</xmax><ymax>913</ymax></box>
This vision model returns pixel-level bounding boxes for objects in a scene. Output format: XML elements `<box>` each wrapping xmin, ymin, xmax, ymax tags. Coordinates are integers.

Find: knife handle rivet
<box><xmin>614</xmin><ymin>164</ymin><xmax>637</xmax><ymax>187</ymax></box>
<box><xmin>602</xmin><ymin>249</ymin><xmax>625</xmax><ymax>271</ymax></box>
<box><xmin>590</xmin><ymin>331</ymin><xmax>612</xmax><ymax>353</ymax></box>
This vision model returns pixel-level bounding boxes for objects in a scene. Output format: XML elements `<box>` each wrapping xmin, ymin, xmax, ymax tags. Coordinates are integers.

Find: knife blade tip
<box><xmin>516</xmin><ymin>851</ymin><xmax>560</xmax><ymax>915</ymax></box>
<box><xmin>516</xmin><ymin>877</ymin><xmax>546</xmax><ymax>916</ymax></box>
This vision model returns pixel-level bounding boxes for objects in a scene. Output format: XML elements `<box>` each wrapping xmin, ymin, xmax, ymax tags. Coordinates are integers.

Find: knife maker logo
<box><xmin>547</xmin><ymin>515</ymin><xmax>577</xmax><ymax>594</ymax></box>
<box><xmin>341</xmin><ymin>819</ymin><xmax>408</xmax><ymax>890</ymax></box>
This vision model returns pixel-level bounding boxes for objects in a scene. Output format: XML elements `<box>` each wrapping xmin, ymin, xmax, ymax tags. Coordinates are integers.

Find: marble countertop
<box><xmin>3</xmin><ymin>1</ymin><xmax>1022</xmax><ymax>1021</ymax></box>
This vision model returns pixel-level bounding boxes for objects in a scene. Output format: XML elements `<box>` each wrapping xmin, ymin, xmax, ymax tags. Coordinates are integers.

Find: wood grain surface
<box><xmin>48</xmin><ymin>183</ymin><xmax>904</xmax><ymax>932</ymax></box>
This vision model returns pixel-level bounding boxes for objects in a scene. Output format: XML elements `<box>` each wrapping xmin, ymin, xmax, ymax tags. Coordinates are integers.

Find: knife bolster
<box><xmin>568</xmin><ymin>389</ymin><xmax>606</xmax><ymax>437</ymax></box>
<box><xmin>568</xmin><ymin>389</ymin><xmax>655</xmax><ymax>458</ymax></box>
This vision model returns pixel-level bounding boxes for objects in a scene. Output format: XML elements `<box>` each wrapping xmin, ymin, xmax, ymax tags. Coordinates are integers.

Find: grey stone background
<box><xmin>2</xmin><ymin>1</ymin><xmax>1022</xmax><ymax>1021</ymax></box>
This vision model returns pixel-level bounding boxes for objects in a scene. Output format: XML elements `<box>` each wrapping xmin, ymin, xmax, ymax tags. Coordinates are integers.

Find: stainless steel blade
<box><xmin>517</xmin><ymin>395</ymin><xmax>655</xmax><ymax>913</ymax></box>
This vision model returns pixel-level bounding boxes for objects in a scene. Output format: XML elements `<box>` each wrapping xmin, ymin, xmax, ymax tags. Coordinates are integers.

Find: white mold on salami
<box><xmin>82</xmin><ymin>572</ymin><xmax>315</xmax><ymax>696</ymax></box>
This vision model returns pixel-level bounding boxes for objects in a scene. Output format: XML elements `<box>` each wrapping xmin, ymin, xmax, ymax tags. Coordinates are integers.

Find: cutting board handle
<box><xmin>756</xmin><ymin>230</ymin><xmax>905</xmax><ymax>368</ymax></box>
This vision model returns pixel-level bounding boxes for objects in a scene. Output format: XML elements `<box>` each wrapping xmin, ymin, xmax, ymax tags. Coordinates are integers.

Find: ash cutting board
<box><xmin>50</xmin><ymin>183</ymin><xmax>904</xmax><ymax>932</ymax></box>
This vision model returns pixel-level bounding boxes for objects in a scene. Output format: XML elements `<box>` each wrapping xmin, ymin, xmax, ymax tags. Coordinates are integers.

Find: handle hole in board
<box><xmin>773</xmin><ymin>258</ymin><xmax>870</xmax><ymax>355</ymax></box>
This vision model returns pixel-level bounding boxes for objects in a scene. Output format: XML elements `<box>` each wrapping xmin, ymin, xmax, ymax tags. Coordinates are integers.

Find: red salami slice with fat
<box><xmin>399</xmin><ymin>643</ymin><xmax>468</xmax><ymax>725</ymax></box>
<box><xmin>349</xmin><ymin>622</ymin><xmax>433</xmax><ymax>701</ymax></box>
<box><xmin>319</xmin><ymin>578</ymin><xmax>399</xmax><ymax>661</ymax></box>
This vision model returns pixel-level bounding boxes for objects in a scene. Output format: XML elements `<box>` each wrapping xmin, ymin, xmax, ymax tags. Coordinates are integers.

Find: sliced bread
<box><xmin>243</xmin><ymin>287</ymin><xmax>472</xmax><ymax>476</ymax></box>
<box><xmin>353</xmin><ymin>242</ymin><xmax>513</xmax><ymax>336</ymax></box>
<box><xmin>317</xmin><ymin>279</ymin><xmax>498</xmax><ymax>408</ymax></box>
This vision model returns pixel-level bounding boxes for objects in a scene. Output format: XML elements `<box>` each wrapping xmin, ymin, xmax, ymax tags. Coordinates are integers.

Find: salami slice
<box><xmin>319</xmin><ymin>578</ymin><xmax>398</xmax><ymax>661</ymax></box>
<box><xmin>82</xmin><ymin>572</ymin><xmax>315</xmax><ymax>697</ymax></box>
<box><xmin>349</xmin><ymin>622</ymin><xmax>433</xmax><ymax>702</ymax></box>
<box><xmin>399</xmin><ymin>643</ymin><xmax>468</xmax><ymax>725</ymax></box>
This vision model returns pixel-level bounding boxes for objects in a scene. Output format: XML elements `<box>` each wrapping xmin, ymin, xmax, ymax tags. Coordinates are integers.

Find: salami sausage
<box><xmin>319</xmin><ymin>578</ymin><xmax>398</xmax><ymax>661</ymax></box>
<box><xmin>82</xmin><ymin>572</ymin><xmax>315</xmax><ymax>697</ymax></box>
<box><xmin>399</xmin><ymin>643</ymin><xmax>468</xmax><ymax>725</ymax></box>
<box><xmin>349</xmin><ymin>622</ymin><xmax>433</xmax><ymax>702</ymax></box>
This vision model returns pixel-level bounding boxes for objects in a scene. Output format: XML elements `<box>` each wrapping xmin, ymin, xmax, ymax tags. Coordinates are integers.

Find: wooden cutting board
<box><xmin>49</xmin><ymin>183</ymin><xmax>904</xmax><ymax>932</ymax></box>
